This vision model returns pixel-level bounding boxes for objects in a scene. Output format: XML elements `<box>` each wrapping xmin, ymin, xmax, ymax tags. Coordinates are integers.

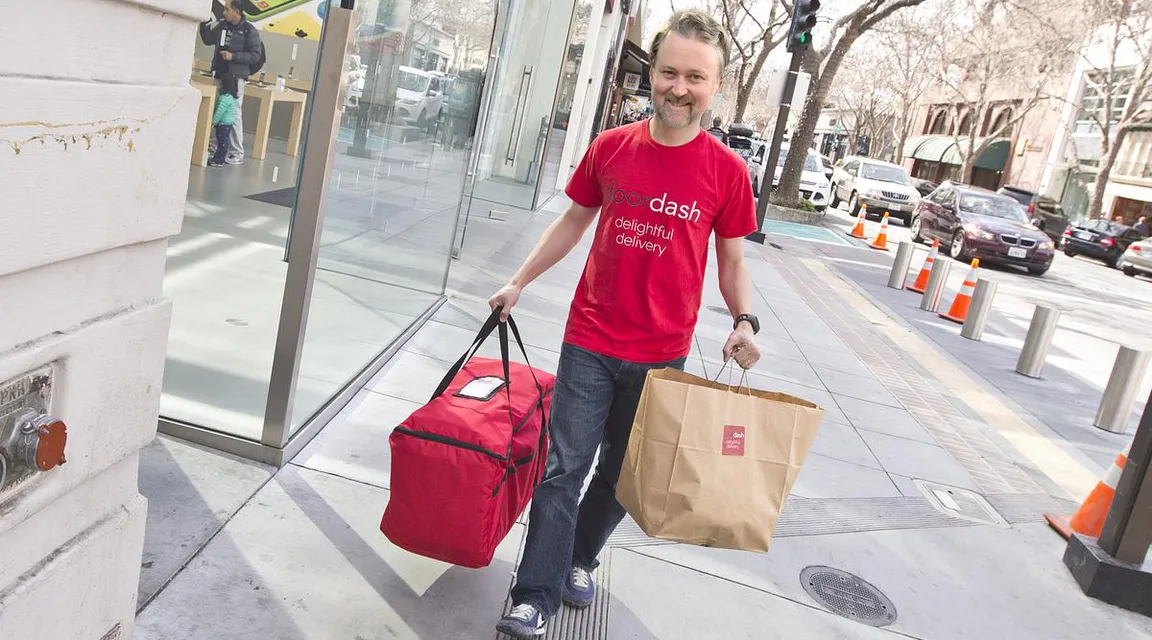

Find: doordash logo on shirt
<box><xmin>607</xmin><ymin>182</ymin><xmax>704</xmax><ymax>223</ymax></box>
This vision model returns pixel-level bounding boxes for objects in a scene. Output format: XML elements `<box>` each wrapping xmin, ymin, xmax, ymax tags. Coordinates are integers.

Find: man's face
<box><xmin>650</xmin><ymin>32</ymin><xmax>723</xmax><ymax>130</ymax></box>
<box><xmin>224</xmin><ymin>3</ymin><xmax>243</xmax><ymax>23</ymax></box>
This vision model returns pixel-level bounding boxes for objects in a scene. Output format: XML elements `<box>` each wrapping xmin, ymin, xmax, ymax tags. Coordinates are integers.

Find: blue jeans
<box><xmin>512</xmin><ymin>343</ymin><xmax>686</xmax><ymax>617</ymax></box>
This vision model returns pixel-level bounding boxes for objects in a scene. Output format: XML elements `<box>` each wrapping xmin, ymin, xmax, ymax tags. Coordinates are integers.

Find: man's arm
<box><xmin>231</xmin><ymin>26</ymin><xmax>262</xmax><ymax>66</ymax></box>
<box><xmin>716</xmin><ymin>236</ymin><xmax>761</xmax><ymax>369</ymax></box>
<box><xmin>199</xmin><ymin>19</ymin><xmax>219</xmax><ymax>46</ymax></box>
<box><xmin>488</xmin><ymin>202</ymin><xmax>599</xmax><ymax>320</ymax></box>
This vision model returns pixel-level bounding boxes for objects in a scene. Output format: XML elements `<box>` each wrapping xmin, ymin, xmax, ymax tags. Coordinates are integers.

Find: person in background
<box><xmin>209</xmin><ymin>75</ymin><xmax>240</xmax><ymax>167</ymax></box>
<box><xmin>1134</xmin><ymin>216</ymin><xmax>1150</xmax><ymax>237</ymax></box>
<box><xmin>706</xmin><ymin>116</ymin><xmax>727</xmax><ymax>144</ymax></box>
<box><xmin>199</xmin><ymin>1</ymin><xmax>262</xmax><ymax>165</ymax></box>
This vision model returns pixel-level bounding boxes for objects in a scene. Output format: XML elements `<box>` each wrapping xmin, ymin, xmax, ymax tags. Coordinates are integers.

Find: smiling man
<box><xmin>489</xmin><ymin>10</ymin><xmax>761</xmax><ymax>638</ymax></box>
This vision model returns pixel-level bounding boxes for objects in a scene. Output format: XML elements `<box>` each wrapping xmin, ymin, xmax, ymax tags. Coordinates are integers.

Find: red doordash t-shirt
<box><xmin>562</xmin><ymin>120</ymin><xmax>757</xmax><ymax>363</ymax></box>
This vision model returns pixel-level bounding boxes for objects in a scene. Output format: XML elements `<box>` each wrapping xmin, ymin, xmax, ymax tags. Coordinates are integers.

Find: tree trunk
<box><xmin>773</xmin><ymin>39</ymin><xmax>855</xmax><ymax>206</ymax></box>
<box><xmin>734</xmin><ymin>85</ymin><xmax>751</xmax><ymax>123</ymax></box>
<box><xmin>1089</xmin><ymin>127</ymin><xmax>1128</xmax><ymax>219</ymax></box>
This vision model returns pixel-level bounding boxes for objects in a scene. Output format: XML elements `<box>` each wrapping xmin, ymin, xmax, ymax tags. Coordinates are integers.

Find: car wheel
<box><xmin>1063</xmin><ymin>247</ymin><xmax>1077</xmax><ymax>258</ymax></box>
<box><xmin>849</xmin><ymin>192</ymin><xmax>861</xmax><ymax>217</ymax></box>
<box><xmin>910</xmin><ymin>216</ymin><xmax>925</xmax><ymax>243</ymax></box>
<box><xmin>1028</xmin><ymin>264</ymin><xmax>1050</xmax><ymax>276</ymax></box>
<box><xmin>950</xmin><ymin>231</ymin><xmax>969</xmax><ymax>261</ymax></box>
<box><xmin>831</xmin><ymin>188</ymin><xmax>841</xmax><ymax>208</ymax></box>
<box><xmin>417</xmin><ymin>111</ymin><xmax>428</xmax><ymax>130</ymax></box>
<box><xmin>1124</xmin><ymin>265</ymin><xmax>1137</xmax><ymax>277</ymax></box>
<box><xmin>1110</xmin><ymin>254</ymin><xmax>1124</xmax><ymax>269</ymax></box>
<box><xmin>900</xmin><ymin>213</ymin><xmax>912</xmax><ymax>227</ymax></box>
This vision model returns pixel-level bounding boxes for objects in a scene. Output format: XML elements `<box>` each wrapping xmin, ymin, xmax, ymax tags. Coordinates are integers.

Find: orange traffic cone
<box><xmin>869</xmin><ymin>212</ymin><xmax>890</xmax><ymax>251</ymax></box>
<box><xmin>939</xmin><ymin>259</ymin><xmax>979</xmax><ymax>323</ymax></box>
<box><xmin>847</xmin><ymin>205</ymin><xmax>868</xmax><ymax>239</ymax></box>
<box><xmin>908</xmin><ymin>239</ymin><xmax>941</xmax><ymax>293</ymax></box>
<box><xmin>1045</xmin><ymin>444</ymin><xmax>1131</xmax><ymax>539</ymax></box>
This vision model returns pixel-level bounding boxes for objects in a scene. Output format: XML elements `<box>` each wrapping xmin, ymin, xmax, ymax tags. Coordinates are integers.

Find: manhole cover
<box><xmin>706</xmin><ymin>305</ymin><xmax>731</xmax><ymax>317</ymax></box>
<box><xmin>800</xmin><ymin>566</ymin><xmax>897</xmax><ymax>627</ymax></box>
<box><xmin>914</xmin><ymin>479</ymin><xmax>1009</xmax><ymax>527</ymax></box>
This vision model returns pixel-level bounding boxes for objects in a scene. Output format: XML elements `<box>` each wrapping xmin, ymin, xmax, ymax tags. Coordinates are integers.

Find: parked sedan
<box><xmin>910</xmin><ymin>182</ymin><xmax>1056</xmax><ymax>276</ymax></box>
<box><xmin>1062</xmin><ymin>219</ymin><xmax>1146</xmax><ymax>268</ymax></box>
<box><xmin>1119</xmin><ymin>237</ymin><xmax>1152</xmax><ymax>278</ymax></box>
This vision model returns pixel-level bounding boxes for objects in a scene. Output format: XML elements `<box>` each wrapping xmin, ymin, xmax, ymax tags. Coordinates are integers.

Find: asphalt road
<box><xmin>819</xmin><ymin>202</ymin><xmax>1152</xmax><ymax>403</ymax></box>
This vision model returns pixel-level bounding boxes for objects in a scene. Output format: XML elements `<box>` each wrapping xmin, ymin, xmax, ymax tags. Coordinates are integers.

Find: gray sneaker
<box><xmin>496</xmin><ymin>603</ymin><xmax>546</xmax><ymax>638</ymax></box>
<box><xmin>225</xmin><ymin>155</ymin><xmax>244</xmax><ymax>165</ymax></box>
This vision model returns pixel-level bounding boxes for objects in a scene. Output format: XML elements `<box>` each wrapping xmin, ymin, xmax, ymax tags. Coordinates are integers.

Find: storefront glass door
<box><xmin>465</xmin><ymin>0</ymin><xmax>578</xmax><ymax>214</ymax></box>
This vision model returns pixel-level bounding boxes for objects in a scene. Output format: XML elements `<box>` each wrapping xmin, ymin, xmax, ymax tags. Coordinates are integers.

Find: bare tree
<box><xmin>832</xmin><ymin>49</ymin><xmax>900</xmax><ymax>160</ymax></box>
<box><xmin>1075</xmin><ymin>0</ymin><xmax>1152</xmax><ymax>219</ymax></box>
<box><xmin>871</xmin><ymin>11</ymin><xmax>937</xmax><ymax>162</ymax></box>
<box><xmin>773</xmin><ymin>0</ymin><xmax>931</xmax><ymax>208</ymax></box>
<box><xmin>713</xmin><ymin>0</ymin><xmax>790</xmax><ymax>123</ymax></box>
<box><xmin>926</xmin><ymin>0</ymin><xmax>1081</xmax><ymax>184</ymax></box>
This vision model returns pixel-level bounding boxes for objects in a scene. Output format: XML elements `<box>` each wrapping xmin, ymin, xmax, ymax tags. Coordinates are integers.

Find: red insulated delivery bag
<box><xmin>380</xmin><ymin>310</ymin><xmax>554</xmax><ymax>568</ymax></box>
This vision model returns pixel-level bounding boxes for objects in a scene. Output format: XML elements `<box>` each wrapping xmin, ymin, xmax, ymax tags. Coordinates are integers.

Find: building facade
<box><xmin>0</xmin><ymin>0</ymin><xmax>200</xmax><ymax>636</ymax></box>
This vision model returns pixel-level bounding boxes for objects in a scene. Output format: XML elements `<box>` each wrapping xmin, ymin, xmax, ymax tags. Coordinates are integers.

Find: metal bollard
<box><xmin>888</xmin><ymin>241</ymin><xmax>915</xmax><ymax>289</ymax></box>
<box><xmin>1016</xmin><ymin>305</ymin><xmax>1061</xmax><ymax>378</ymax></box>
<box><xmin>919</xmin><ymin>256</ymin><xmax>952</xmax><ymax>312</ymax></box>
<box><xmin>1094</xmin><ymin>346</ymin><xmax>1152</xmax><ymax>433</ymax></box>
<box><xmin>961</xmin><ymin>280</ymin><xmax>998</xmax><ymax>341</ymax></box>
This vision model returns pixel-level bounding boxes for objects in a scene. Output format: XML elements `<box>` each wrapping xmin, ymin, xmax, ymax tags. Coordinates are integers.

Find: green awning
<box><xmin>907</xmin><ymin>135</ymin><xmax>1011</xmax><ymax>171</ymax></box>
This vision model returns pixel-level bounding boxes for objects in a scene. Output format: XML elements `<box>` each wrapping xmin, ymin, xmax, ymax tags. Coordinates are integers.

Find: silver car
<box><xmin>830</xmin><ymin>156</ymin><xmax>922</xmax><ymax>225</ymax></box>
<box><xmin>1120</xmin><ymin>237</ymin><xmax>1152</xmax><ymax>277</ymax></box>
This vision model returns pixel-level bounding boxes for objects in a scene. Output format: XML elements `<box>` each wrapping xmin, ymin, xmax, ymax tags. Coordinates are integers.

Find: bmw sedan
<box><xmin>910</xmin><ymin>182</ymin><xmax>1056</xmax><ymax>276</ymax></box>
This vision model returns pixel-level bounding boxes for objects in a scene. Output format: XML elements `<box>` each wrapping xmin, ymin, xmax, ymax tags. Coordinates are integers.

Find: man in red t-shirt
<box><xmin>491</xmin><ymin>10</ymin><xmax>762</xmax><ymax>638</ymax></box>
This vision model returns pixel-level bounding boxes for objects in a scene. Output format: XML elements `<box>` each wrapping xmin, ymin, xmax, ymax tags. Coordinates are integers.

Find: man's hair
<box><xmin>712</xmin><ymin>117</ymin><xmax>722</xmax><ymax>127</ymax></box>
<box><xmin>650</xmin><ymin>9</ymin><xmax>731</xmax><ymax>75</ymax></box>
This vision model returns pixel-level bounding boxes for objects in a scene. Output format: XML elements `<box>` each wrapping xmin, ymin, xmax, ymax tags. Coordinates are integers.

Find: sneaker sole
<box><xmin>495</xmin><ymin>620</ymin><xmax>546</xmax><ymax>638</ymax></box>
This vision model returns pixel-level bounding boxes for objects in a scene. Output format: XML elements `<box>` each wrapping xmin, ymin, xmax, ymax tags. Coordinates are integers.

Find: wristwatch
<box><xmin>733</xmin><ymin>313</ymin><xmax>760</xmax><ymax>334</ymax></box>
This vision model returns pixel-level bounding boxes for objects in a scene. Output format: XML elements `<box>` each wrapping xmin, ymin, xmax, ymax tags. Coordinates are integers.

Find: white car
<box><xmin>830</xmin><ymin>156</ymin><xmax>922</xmax><ymax>225</ymax></box>
<box><xmin>1120</xmin><ymin>237</ymin><xmax>1152</xmax><ymax>278</ymax></box>
<box><xmin>748</xmin><ymin>142</ymin><xmax>831</xmax><ymax>212</ymax></box>
<box><xmin>394</xmin><ymin>66</ymin><xmax>445</xmax><ymax>129</ymax></box>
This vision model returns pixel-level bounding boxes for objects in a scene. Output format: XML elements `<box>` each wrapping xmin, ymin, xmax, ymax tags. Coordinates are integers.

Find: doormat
<box><xmin>245</xmin><ymin>187</ymin><xmax>297</xmax><ymax>208</ymax></box>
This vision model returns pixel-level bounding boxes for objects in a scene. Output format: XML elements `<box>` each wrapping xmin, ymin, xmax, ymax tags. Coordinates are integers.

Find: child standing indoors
<box><xmin>209</xmin><ymin>75</ymin><xmax>240</xmax><ymax>167</ymax></box>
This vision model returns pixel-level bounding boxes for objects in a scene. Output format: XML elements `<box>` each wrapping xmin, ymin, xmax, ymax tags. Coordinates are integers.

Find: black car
<box><xmin>1063</xmin><ymin>219</ymin><xmax>1147</xmax><ymax>268</ymax></box>
<box><xmin>997</xmin><ymin>186</ymin><xmax>1070</xmax><ymax>243</ymax></box>
<box><xmin>911</xmin><ymin>178</ymin><xmax>938</xmax><ymax>197</ymax></box>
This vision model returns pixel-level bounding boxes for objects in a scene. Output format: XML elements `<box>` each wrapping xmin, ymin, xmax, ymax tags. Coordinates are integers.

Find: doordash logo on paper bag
<box><xmin>722</xmin><ymin>425</ymin><xmax>746</xmax><ymax>456</ymax></box>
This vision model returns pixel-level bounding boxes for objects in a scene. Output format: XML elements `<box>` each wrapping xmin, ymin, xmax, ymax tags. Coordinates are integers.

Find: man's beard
<box><xmin>654</xmin><ymin>93</ymin><xmax>700</xmax><ymax>129</ymax></box>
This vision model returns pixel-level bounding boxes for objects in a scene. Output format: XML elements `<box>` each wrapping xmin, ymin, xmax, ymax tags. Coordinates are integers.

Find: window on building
<box><xmin>1079</xmin><ymin>69</ymin><xmax>1135</xmax><ymax>127</ymax></box>
<box><xmin>989</xmin><ymin>109</ymin><xmax>1013</xmax><ymax>136</ymax></box>
<box><xmin>958</xmin><ymin>112</ymin><xmax>974</xmax><ymax>136</ymax></box>
<box><xmin>928</xmin><ymin>111</ymin><xmax>948</xmax><ymax>134</ymax></box>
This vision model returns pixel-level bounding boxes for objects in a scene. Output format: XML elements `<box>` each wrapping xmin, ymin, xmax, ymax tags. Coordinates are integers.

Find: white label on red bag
<box><xmin>456</xmin><ymin>376</ymin><xmax>505</xmax><ymax>399</ymax></box>
<box><xmin>723</xmin><ymin>425</ymin><xmax>746</xmax><ymax>456</ymax></box>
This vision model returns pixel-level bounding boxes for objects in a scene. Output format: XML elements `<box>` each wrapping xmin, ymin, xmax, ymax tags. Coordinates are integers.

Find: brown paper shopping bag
<box><xmin>616</xmin><ymin>367</ymin><xmax>825</xmax><ymax>552</ymax></box>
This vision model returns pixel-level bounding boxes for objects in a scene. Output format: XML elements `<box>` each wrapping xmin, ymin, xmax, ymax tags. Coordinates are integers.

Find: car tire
<box><xmin>900</xmin><ymin>214</ymin><xmax>912</xmax><ymax>227</ymax></box>
<box><xmin>1124</xmin><ymin>265</ymin><xmax>1137</xmax><ymax>277</ymax></box>
<box><xmin>1063</xmin><ymin>247</ymin><xmax>1077</xmax><ymax>258</ymax></box>
<box><xmin>950</xmin><ymin>231</ymin><xmax>969</xmax><ymax>261</ymax></box>
<box><xmin>910</xmin><ymin>216</ymin><xmax>925</xmax><ymax>243</ymax></box>
<box><xmin>849</xmin><ymin>192</ymin><xmax>861</xmax><ymax>217</ymax></box>
<box><xmin>1028</xmin><ymin>264</ymin><xmax>1050</xmax><ymax>276</ymax></box>
<box><xmin>1110</xmin><ymin>254</ymin><xmax>1124</xmax><ymax>269</ymax></box>
<box><xmin>831</xmin><ymin>189</ymin><xmax>841</xmax><ymax>208</ymax></box>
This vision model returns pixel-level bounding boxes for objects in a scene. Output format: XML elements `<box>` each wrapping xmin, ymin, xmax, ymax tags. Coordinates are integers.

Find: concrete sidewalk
<box><xmin>134</xmin><ymin>197</ymin><xmax>1152</xmax><ymax>639</ymax></box>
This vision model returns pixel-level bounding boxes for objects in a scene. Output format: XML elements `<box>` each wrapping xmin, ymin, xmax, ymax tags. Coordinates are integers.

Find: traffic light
<box><xmin>787</xmin><ymin>0</ymin><xmax>821</xmax><ymax>52</ymax></box>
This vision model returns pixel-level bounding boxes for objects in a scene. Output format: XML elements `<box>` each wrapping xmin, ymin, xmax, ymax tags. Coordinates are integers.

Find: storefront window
<box><xmin>291</xmin><ymin>0</ymin><xmax>499</xmax><ymax>432</ymax></box>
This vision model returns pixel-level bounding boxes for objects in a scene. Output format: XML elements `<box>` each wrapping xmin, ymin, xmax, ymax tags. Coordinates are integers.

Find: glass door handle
<box><xmin>507</xmin><ymin>65</ymin><xmax>534</xmax><ymax>164</ymax></box>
